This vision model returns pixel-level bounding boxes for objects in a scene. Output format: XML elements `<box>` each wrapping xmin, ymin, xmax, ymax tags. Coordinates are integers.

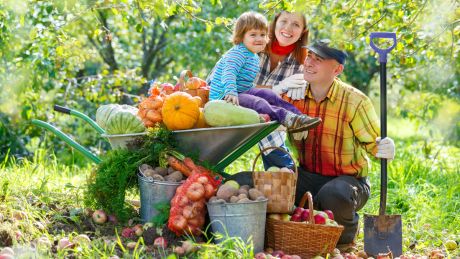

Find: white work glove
<box><xmin>272</xmin><ymin>74</ymin><xmax>307</xmax><ymax>99</ymax></box>
<box><xmin>375</xmin><ymin>137</ymin><xmax>395</xmax><ymax>160</ymax></box>
<box><xmin>287</xmin><ymin>85</ymin><xmax>306</xmax><ymax>100</ymax></box>
<box><xmin>291</xmin><ymin>130</ymin><xmax>308</xmax><ymax>141</ymax></box>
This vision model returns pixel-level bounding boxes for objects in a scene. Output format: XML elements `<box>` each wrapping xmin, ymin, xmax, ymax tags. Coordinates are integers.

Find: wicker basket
<box><xmin>266</xmin><ymin>192</ymin><xmax>344</xmax><ymax>258</ymax></box>
<box><xmin>252</xmin><ymin>147</ymin><xmax>297</xmax><ymax>214</ymax></box>
<box><xmin>177</xmin><ymin>70</ymin><xmax>209</xmax><ymax>107</ymax></box>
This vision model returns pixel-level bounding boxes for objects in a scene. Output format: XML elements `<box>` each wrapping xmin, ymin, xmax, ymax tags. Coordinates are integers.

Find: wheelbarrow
<box><xmin>32</xmin><ymin>105</ymin><xmax>279</xmax><ymax>172</ymax></box>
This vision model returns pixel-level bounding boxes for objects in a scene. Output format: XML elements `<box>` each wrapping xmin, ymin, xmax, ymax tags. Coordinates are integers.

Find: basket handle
<box><xmin>251</xmin><ymin>146</ymin><xmax>298</xmax><ymax>177</ymax></box>
<box><xmin>298</xmin><ymin>192</ymin><xmax>315</xmax><ymax>224</ymax></box>
<box><xmin>177</xmin><ymin>70</ymin><xmax>194</xmax><ymax>91</ymax></box>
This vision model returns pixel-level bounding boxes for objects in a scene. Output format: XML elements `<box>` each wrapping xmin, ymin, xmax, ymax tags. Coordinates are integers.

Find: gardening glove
<box><xmin>286</xmin><ymin>84</ymin><xmax>306</xmax><ymax>100</ymax></box>
<box><xmin>272</xmin><ymin>74</ymin><xmax>307</xmax><ymax>97</ymax></box>
<box><xmin>224</xmin><ymin>94</ymin><xmax>239</xmax><ymax>105</ymax></box>
<box><xmin>375</xmin><ymin>137</ymin><xmax>395</xmax><ymax>160</ymax></box>
<box><xmin>291</xmin><ymin>130</ymin><xmax>308</xmax><ymax>141</ymax></box>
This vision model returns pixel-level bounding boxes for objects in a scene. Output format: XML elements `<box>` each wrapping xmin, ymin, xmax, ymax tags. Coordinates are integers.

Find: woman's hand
<box><xmin>224</xmin><ymin>94</ymin><xmax>239</xmax><ymax>105</ymax></box>
<box><xmin>272</xmin><ymin>74</ymin><xmax>307</xmax><ymax>100</ymax></box>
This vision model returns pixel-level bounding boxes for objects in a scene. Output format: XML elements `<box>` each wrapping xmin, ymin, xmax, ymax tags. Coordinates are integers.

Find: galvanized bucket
<box><xmin>138</xmin><ymin>173</ymin><xmax>181</xmax><ymax>223</ymax></box>
<box><xmin>207</xmin><ymin>199</ymin><xmax>268</xmax><ymax>253</ymax></box>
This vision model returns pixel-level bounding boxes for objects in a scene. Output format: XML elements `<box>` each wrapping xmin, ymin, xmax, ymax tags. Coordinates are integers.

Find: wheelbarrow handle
<box><xmin>31</xmin><ymin>119</ymin><xmax>102</xmax><ymax>164</ymax></box>
<box><xmin>54</xmin><ymin>105</ymin><xmax>71</xmax><ymax>114</ymax></box>
<box><xmin>369</xmin><ymin>32</ymin><xmax>397</xmax><ymax>63</ymax></box>
<box><xmin>53</xmin><ymin>104</ymin><xmax>106</xmax><ymax>135</ymax></box>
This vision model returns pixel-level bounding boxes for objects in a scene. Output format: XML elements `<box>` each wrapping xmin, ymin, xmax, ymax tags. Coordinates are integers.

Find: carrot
<box><xmin>168</xmin><ymin>156</ymin><xmax>192</xmax><ymax>177</ymax></box>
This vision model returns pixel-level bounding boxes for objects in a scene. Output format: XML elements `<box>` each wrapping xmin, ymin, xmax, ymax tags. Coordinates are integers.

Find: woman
<box><xmin>254</xmin><ymin>11</ymin><xmax>310</xmax><ymax>170</ymax></box>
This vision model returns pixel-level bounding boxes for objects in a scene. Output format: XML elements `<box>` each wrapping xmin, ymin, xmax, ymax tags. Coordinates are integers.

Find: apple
<box><xmin>290</xmin><ymin>214</ymin><xmax>302</xmax><ymax>222</ymax></box>
<box><xmin>92</xmin><ymin>209</ymin><xmax>107</xmax><ymax>224</ymax></box>
<box><xmin>186</xmin><ymin>77</ymin><xmax>202</xmax><ymax>90</ymax></box>
<box><xmin>300</xmin><ymin>209</ymin><xmax>310</xmax><ymax>222</ymax></box>
<box><xmin>186</xmin><ymin>182</ymin><xmax>205</xmax><ymax>201</ymax></box>
<box><xmin>324</xmin><ymin>210</ymin><xmax>334</xmax><ymax>220</ymax></box>
<box><xmin>161</xmin><ymin>83</ymin><xmax>174</xmax><ymax>91</ymax></box>
<box><xmin>268</xmin><ymin>214</ymin><xmax>282</xmax><ymax>220</ymax></box>
<box><xmin>73</xmin><ymin>234</ymin><xmax>91</xmax><ymax>246</ymax></box>
<box><xmin>224</xmin><ymin>180</ymin><xmax>240</xmax><ymax>190</ymax></box>
<box><xmin>445</xmin><ymin>239</ymin><xmax>457</xmax><ymax>250</ymax></box>
<box><xmin>267</xmin><ymin>166</ymin><xmax>280</xmax><ymax>172</ymax></box>
<box><xmin>121</xmin><ymin>227</ymin><xmax>135</xmax><ymax>238</ymax></box>
<box><xmin>272</xmin><ymin>250</ymin><xmax>285</xmax><ymax>257</ymax></box>
<box><xmin>126</xmin><ymin>241</ymin><xmax>137</xmax><ymax>250</ymax></box>
<box><xmin>132</xmin><ymin>224</ymin><xmax>144</xmax><ymax>236</ymax></box>
<box><xmin>281</xmin><ymin>214</ymin><xmax>291</xmax><ymax>221</ymax></box>
<box><xmin>255</xmin><ymin>252</ymin><xmax>267</xmax><ymax>259</ymax></box>
<box><xmin>58</xmin><ymin>237</ymin><xmax>74</xmax><ymax>250</ymax></box>
<box><xmin>154</xmin><ymin>237</ymin><xmax>167</xmax><ymax>248</ymax></box>
<box><xmin>293</xmin><ymin>207</ymin><xmax>304</xmax><ymax>216</ymax></box>
<box><xmin>314</xmin><ymin>214</ymin><xmax>327</xmax><ymax>224</ymax></box>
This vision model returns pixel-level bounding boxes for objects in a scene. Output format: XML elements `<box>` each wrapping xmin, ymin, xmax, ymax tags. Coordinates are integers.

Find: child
<box><xmin>207</xmin><ymin>11</ymin><xmax>321</xmax><ymax>135</ymax></box>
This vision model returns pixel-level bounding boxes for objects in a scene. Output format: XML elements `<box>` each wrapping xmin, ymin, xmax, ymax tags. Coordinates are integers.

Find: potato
<box><xmin>155</xmin><ymin>167</ymin><xmax>168</xmax><ymax>176</ymax></box>
<box><xmin>237</xmin><ymin>188</ymin><xmax>249</xmax><ymax>196</ymax></box>
<box><xmin>256</xmin><ymin>196</ymin><xmax>267</xmax><ymax>201</ymax></box>
<box><xmin>229</xmin><ymin>196</ymin><xmax>239</xmax><ymax>203</ymax></box>
<box><xmin>167</xmin><ymin>167</ymin><xmax>175</xmax><ymax>174</ymax></box>
<box><xmin>140</xmin><ymin>164</ymin><xmax>153</xmax><ymax>172</ymax></box>
<box><xmin>152</xmin><ymin>175</ymin><xmax>165</xmax><ymax>181</ymax></box>
<box><xmin>248</xmin><ymin>188</ymin><xmax>264</xmax><ymax>200</ymax></box>
<box><xmin>208</xmin><ymin>197</ymin><xmax>225</xmax><ymax>204</ymax></box>
<box><xmin>237</xmin><ymin>198</ymin><xmax>251</xmax><ymax>203</ymax></box>
<box><xmin>216</xmin><ymin>185</ymin><xmax>238</xmax><ymax>202</ymax></box>
<box><xmin>237</xmin><ymin>193</ymin><xmax>248</xmax><ymax>200</ymax></box>
<box><xmin>240</xmin><ymin>185</ymin><xmax>250</xmax><ymax>191</ymax></box>
<box><xmin>143</xmin><ymin>169</ymin><xmax>156</xmax><ymax>177</ymax></box>
<box><xmin>164</xmin><ymin>171</ymin><xmax>183</xmax><ymax>182</ymax></box>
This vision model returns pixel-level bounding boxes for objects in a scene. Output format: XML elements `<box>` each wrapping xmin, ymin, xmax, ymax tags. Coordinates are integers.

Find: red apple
<box><xmin>324</xmin><ymin>210</ymin><xmax>334</xmax><ymax>220</ymax></box>
<box><xmin>255</xmin><ymin>252</ymin><xmax>267</xmax><ymax>259</ymax></box>
<box><xmin>300</xmin><ymin>209</ymin><xmax>310</xmax><ymax>222</ymax></box>
<box><xmin>293</xmin><ymin>207</ymin><xmax>304</xmax><ymax>216</ymax></box>
<box><xmin>57</xmin><ymin>237</ymin><xmax>74</xmax><ymax>250</ymax></box>
<box><xmin>92</xmin><ymin>209</ymin><xmax>107</xmax><ymax>224</ymax></box>
<box><xmin>290</xmin><ymin>214</ymin><xmax>302</xmax><ymax>222</ymax></box>
<box><xmin>132</xmin><ymin>224</ymin><xmax>144</xmax><ymax>236</ymax></box>
<box><xmin>314</xmin><ymin>213</ymin><xmax>327</xmax><ymax>224</ymax></box>
<box><xmin>272</xmin><ymin>250</ymin><xmax>285</xmax><ymax>257</ymax></box>
<box><xmin>121</xmin><ymin>227</ymin><xmax>135</xmax><ymax>238</ymax></box>
<box><xmin>161</xmin><ymin>83</ymin><xmax>174</xmax><ymax>91</ymax></box>
<box><xmin>174</xmin><ymin>83</ymin><xmax>181</xmax><ymax>91</ymax></box>
<box><xmin>186</xmin><ymin>77</ymin><xmax>202</xmax><ymax>90</ymax></box>
<box><xmin>154</xmin><ymin>237</ymin><xmax>167</xmax><ymax>248</ymax></box>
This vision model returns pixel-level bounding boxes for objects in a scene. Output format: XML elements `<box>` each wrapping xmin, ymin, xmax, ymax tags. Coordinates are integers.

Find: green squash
<box><xmin>203</xmin><ymin>100</ymin><xmax>260</xmax><ymax>127</ymax></box>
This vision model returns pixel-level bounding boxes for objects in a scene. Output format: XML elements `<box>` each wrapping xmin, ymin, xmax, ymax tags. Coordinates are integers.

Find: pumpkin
<box><xmin>194</xmin><ymin>108</ymin><xmax>208</xmax><ymax>128</ymax></box>
<box><xmin>162</xmin><ymin>92</ymin><xmax>200</xmax><ymax>130</ymax></box>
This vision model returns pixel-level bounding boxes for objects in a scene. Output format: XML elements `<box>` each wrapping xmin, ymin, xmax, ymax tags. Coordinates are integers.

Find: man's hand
<box><xmin>375</xmin><ymin>137</ymin><xmax>395</xmax><ymax>160</ymax></box>
<box><xmin>224</xmin><ymin>94</ymin><xmax>239</xmax><ymax>105</ymax></box>
<box><xmin>272</xmin><ymin>74</ymin><xmax>306</xmax><ymax>99</ymax></box>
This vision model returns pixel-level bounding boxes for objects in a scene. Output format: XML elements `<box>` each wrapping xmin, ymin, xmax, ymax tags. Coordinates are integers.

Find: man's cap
<box><xmin>303</xmin><ymin>39</ymin><xmax>348</xmax><ymax>65</ymax></box>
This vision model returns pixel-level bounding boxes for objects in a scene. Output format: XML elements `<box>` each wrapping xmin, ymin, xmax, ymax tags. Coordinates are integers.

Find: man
<box><xmin>286</xmin><ymin>39</ymin><xmax>395</xmax><ymax>249</ymax></box>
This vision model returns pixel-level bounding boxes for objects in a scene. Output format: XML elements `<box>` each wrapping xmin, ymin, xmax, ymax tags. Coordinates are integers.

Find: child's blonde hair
<box><xmin>232</xmin><ymin>12</ymin><xmax>268</xmax><ymax>45</ymax></box>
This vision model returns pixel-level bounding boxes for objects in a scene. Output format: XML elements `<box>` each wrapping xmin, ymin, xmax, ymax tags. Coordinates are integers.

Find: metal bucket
<box><xmin>138</xmin><ymin>173</ymin><xmax>181</xmax><ymax>223</ymax></box>
<box><xmin>207</xmin><ymin>199</ymin><xmax>268</xmax><ymax>253</ymax></box>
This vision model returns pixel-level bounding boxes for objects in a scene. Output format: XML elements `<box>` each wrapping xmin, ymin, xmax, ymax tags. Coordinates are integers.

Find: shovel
<box><xmin>364</xmin><ymin>32</ymin><xmax>402</xmax><ymax>257</ymax></box>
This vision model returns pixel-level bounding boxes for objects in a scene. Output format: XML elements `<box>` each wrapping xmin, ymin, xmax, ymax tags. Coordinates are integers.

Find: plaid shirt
<box><xmin>285</xmin><ymin>78</ymin><xmax>380</xmax><ymax>178</ymax></box>
<box><xmin>256</xmin><ymin>52</ymin><xmax>304</xmax><ymax>154</ymax></box>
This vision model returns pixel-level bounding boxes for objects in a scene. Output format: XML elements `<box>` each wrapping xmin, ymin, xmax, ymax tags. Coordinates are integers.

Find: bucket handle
<box><xmin>298</xmin><ymin>192</ymin><xmax>315</xmax><ymax>224</ymax></box>
<box><xmin>251</xmin><ymin>146</ymin><xmax>298</xmax><ymax>178</ymax></box>
<box><xmin>177</xmin><ymin>70</ymin><xmax>194</xmax><ymax>91</ymax></box>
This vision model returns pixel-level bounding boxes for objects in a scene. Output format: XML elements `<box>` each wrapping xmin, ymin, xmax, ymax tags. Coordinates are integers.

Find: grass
<box><xmin>1</xmin><ymin>119</ymin><xmax>459</xmax><ymax>258</ymax></box>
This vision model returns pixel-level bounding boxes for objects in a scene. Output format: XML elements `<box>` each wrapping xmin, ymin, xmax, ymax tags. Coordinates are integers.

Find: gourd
<box><xmin>161</xmin><ymin>92</ymin><xmax>200</xmax><ymax>130</ymax></box>
<box><xmin>203</xmin><ymin>100</ymin><xmax>260</xmax><ymax>127</ymax></box>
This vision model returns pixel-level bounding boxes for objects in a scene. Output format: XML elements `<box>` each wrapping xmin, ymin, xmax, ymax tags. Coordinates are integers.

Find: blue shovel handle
<box><xmin>369</xmin><ymin>32</ymin><xmax>397</xmax><ymax>63</ymax></box>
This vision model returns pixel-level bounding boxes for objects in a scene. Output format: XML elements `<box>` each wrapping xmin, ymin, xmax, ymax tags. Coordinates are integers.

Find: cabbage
<box><xmin>96</xmin><ymin>104</ymin><xmax>145</xmax><ymax>134</ymax></box>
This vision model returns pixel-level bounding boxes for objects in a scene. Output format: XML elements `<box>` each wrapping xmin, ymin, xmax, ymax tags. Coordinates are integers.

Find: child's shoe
<box><xmin>285</xmin><ymin>113</ymin><xmax>321</xmax><ymax>133</ymax></box>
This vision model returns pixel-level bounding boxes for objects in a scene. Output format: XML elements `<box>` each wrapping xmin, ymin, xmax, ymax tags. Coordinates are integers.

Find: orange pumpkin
<box><xmin>162</xmin><ymin>92</ymin><xmax>200</xmax><ymax>130</ymax></box>
<box><xmin>194</xmin><ymin>108</ymin><xmax>208</xmax><ymax>128</ymax></box>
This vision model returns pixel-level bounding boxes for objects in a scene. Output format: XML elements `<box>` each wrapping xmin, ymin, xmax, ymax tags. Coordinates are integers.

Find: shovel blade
<box><xmin>364</xmin><ymin>214</ymin><xmax>402</xmax><ymax>257</ymax></box>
